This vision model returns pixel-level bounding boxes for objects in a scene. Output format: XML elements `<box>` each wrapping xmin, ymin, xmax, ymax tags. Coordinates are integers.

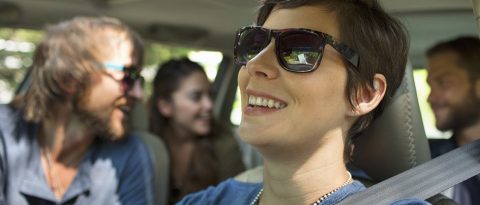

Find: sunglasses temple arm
<box><xmin>329</xmin><ymin>41</ymin><xmax>359</xmax><ymax>68</ymax></box>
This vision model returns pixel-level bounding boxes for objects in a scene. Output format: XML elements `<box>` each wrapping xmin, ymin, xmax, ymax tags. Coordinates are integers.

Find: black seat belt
<box><xmin>338</xmin><ymin>139</ymin><xmax>480</xmax><ymax>205</ymax></box>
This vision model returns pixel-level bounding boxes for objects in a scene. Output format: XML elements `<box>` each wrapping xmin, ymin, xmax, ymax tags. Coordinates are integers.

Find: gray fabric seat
<box><xmin>129</xmin><ymin>102</ymin><xmax>169</xmax><ymax>205</ymax></box>
<box><xmin>351</xmin><ymin>64</ymin><xmax>430</xmax><ymax>182</ymax></box>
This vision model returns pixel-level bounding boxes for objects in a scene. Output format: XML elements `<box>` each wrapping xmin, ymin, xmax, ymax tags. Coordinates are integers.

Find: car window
<box><xmin>0</xmin><ymin>28</ymin><xmax>224</xmax><ymax>103</ymax></box>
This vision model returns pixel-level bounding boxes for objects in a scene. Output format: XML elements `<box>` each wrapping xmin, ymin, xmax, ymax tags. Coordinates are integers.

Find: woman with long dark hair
<box><xmin>149</xmin><ymin>58</ymin><xmax>245</xmax><ymax>204</ymax></box>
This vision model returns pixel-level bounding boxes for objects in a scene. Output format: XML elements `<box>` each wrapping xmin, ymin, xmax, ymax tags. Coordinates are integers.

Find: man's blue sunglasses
<box><xmin>104</xmin><ymin>62</ymin><xmax>141</xmax><ymax>88</ymax></box>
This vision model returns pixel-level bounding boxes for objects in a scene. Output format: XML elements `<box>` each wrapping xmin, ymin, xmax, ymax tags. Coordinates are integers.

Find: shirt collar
<box><xmin>18</xmin><ymin>126</ymin><xmax>95</xmax><ymax>203</ymax></box>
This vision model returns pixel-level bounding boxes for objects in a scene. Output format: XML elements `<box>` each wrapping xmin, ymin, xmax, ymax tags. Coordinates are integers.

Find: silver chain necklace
<box><xmin>250</xmin><ymin>171</ymin><xmax>352</xmax><ymax>205</ymax></box>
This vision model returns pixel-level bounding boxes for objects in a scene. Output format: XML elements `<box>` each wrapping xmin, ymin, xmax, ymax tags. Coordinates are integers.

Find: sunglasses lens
<box><xmin>235</xmin><ymin>27</ymin><xmax>269</xmax><ymax>65</ymax></box>
<box><xmin>278</xmin><ymin>32</ymin><xmax>323</xmax><ymax>72</ymax></box>
<box><xmin>123</xmin><ymin>78</ymin><xmax>134</xmax><ymax>88</ymax></box>
<box><xmin>123</xmin><ymin>68</ymin><xmax>140</xmax><ymax>88</ymax></box>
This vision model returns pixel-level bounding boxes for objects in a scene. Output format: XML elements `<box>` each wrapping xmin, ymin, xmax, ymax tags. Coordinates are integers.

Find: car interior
<box><xmin>1</xmin><ymin>0</ymin><xmax>480</xmax><ymax>205</ymax></box>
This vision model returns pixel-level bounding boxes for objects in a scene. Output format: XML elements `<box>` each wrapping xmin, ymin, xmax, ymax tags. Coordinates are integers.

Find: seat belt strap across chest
<box><xmin>338</xmin><ymin>139</ymin><xmax>480</xmax><ymax>205</ymax></box>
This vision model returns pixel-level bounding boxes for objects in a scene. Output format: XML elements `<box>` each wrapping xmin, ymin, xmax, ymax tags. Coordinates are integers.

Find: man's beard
<box><xmin>437</xmin><ymin>89</ymin><xmax>480</xmax><ymax>132</ymax></box>
<box><xmin>74</xmin><ymin>100</ymin><xmax>127</xmax><ymax>140</ymax></box>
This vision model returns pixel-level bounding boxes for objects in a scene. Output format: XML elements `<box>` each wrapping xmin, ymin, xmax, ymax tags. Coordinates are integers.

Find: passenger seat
<box><xmin>129</xmin><ymin>101</ymin><xmax>169</xmax><ymax>205</ymax></box>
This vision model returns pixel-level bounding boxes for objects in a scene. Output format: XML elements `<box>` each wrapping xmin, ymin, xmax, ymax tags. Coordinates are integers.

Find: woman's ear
<box><xmin>347</xmin><ymin>74</ymin><xmax>387</xmax><ymax>117</ymax></box>
<box><xmin>157</xmin><ymin>99</ymin><xmax>173</xmax><ymax>117</ymax></box>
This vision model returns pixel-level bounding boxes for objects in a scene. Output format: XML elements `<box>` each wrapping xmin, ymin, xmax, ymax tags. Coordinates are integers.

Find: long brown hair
<box><xmin>148</xmin><ymin>58</ymin><xmax>220</xmax><ymax>202</ymax></box>
<box><xmin>12</xmin><ymin>16</ymin><xmax>139</xmax><ymax>122</ymax></box>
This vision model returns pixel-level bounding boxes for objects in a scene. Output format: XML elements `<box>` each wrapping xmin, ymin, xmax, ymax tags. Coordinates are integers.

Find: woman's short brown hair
<box><xmin>256</xmin><ymin>0</ymin><xmax>409</xmax><ymax>142</ymax></box>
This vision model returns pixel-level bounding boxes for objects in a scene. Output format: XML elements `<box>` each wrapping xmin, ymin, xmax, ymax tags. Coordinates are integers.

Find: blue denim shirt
<box><xmin>176</xmin><ymin>179</ymin><xmax>430</xmax><ymax>205</ymax></box>
<box><xmin>0</xmin><ymin>105</ymin><xmax>154</xmax><ymax>205</ymax></box>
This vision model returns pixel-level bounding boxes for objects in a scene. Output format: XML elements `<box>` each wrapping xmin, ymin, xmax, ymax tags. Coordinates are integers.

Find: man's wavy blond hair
<box><xmin>13</xmin><ymin>16</ymin><xmax>139</xmax><ymax>122</ymax></box>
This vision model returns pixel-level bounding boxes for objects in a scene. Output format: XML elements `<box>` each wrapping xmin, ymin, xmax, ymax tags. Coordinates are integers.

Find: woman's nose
<box><xmin>202</xmin><ymin>95</ymin><xmax>213</xmax><ymax>111</ymax></box>
<box><xmin>245</xmin><ymin>41</ymin><xmax>280</xmax><ymax>80</ymax></box>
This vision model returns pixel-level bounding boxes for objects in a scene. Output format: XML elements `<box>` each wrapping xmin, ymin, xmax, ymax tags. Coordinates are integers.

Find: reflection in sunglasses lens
<box><xmin>239</xmin><ymin>28</ymin><xmax>269</xmax><ymax>63</ymax></box>
<box><xmin>234</xmin><ymin>26</ymin><xmax>358</xmax><ymax>72</ymax></box>
<box><xmin>279</xmin><ymin>32</ymin><xmax>322</xmax><ymax>72</ymax></box>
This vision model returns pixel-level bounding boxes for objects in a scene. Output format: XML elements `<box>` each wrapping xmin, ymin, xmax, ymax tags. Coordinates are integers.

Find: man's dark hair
<box><xmin>256</xmin><ymin>0</ymin><xmax>409</xmax><ymax>144</ymax></box>
<box><xmin>426</xmin><ymin>36</ymin><xmax>480</xmax><ymax>81</ymax></box>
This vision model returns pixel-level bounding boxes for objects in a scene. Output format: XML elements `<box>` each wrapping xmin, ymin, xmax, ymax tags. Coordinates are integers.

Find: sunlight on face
<box><xmin>238</xmin><ymin>5</ymin><xmax>351</xmax><ymax>151</ymax></box>
<box><xmin>78</xmin><ymin>33</ymin><xmax>134</xmax><ymax>140</ymax></box>
<box><xmin>169</xmin><ymin>71</ymin><xmax>213</xmax><ymax>137</ymax></box>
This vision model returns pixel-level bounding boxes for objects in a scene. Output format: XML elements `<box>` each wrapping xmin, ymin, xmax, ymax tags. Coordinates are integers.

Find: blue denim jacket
<box><xmin>176</xmin><ymin>179</ymin><xmax>430</xmax><ymax>205</ymax></box>
<box><xmin>0</xmin><ymin>104</ymin><xmax>154</xmax><ymax>205</ymax></box>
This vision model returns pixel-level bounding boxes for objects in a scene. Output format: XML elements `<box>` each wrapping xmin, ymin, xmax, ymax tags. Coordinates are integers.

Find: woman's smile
<box><xmin>244</xmin><ymin>90</ymin><xmax>288</xmax><ymax>115</ymax></box>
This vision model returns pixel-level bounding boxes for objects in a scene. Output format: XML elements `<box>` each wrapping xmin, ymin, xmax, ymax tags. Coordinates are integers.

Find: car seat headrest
<box><xmin>351</xmin><ymin>64</ymin><xmax>431</xmax><ymax>182</ymax></box>
<box><xmin>129</xmin><ymin>101</ymin><xmax>149</xmax><ymax>131</ymax></box>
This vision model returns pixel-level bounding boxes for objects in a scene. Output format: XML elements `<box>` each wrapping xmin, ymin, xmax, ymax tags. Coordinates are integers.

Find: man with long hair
<box><xmin>0</xmin><ymin>16</ymin><xmax>153</xmax><ymax>205</ymax></box>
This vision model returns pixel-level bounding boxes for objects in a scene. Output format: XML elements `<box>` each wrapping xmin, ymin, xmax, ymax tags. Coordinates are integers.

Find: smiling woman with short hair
<box><xmin>176</xmin><ymin>0</ymin><xmax>429</xmax><ymax>205</ymax></box>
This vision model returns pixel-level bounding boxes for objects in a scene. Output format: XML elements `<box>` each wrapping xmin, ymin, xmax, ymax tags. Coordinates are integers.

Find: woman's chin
<box><xmin>193</xmin><ymin>126</ymin><xmax>211</xmax><ymax>136</ymax></box>
<box><xmin>239</xmin><ymin>127</ymin><xmax>270</xmax><ymax>147</ymax></box>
